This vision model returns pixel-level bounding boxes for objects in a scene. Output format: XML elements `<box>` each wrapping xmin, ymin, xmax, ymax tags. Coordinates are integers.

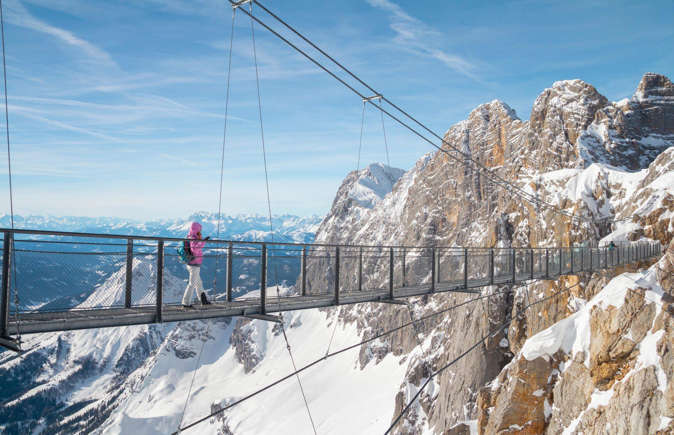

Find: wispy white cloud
<box><xmin>4</xmin><ymin>0</ymin><xmax>117</xmax><ymax>69</ymax></box>
<box><xmin>10</xmin><ymin>105</ymin><xmax>121</xmax><ymax>142</ymax></box>
<box><xmin>365</xmin><ymin>0</ymin><xmax>481</xmax><ymax>80</ymax></box>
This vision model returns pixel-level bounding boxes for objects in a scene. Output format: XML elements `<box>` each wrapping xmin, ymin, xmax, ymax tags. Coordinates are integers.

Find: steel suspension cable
<box><xmin>379</xmin><ymin>104</ymin><xmax>391</xmax><ymax>167</ymax></box>
<box><xmin>0</xmin><ymin>0</ymin><xmax>20</xmax><ymax>344</ymax></box>
<box><xmin>248</xmin><ymin>3</ymin><xmax>317</xmax><ymax>433</ymax></box>
<box><xmin>212</xmin><ymin>7</ymin><xmax>237</xmax><ymax>294</ymax></box>
<box><xmin>177</xmin><ymin>320</ymin><xmax>212</xmax><ymax>431</ymax></box>
<box><xmin>356</xmin><ymin>101</ymin><xmax>365</xmax><ymax>172</ymax></box>
<box><xmin>0</xmin><ymin>0</ymin><xmax>12</xmax><ymax>231</ymax></box>
<box><xmin>384</xmin><ymin>281</ymin><xmax>580</xmax><ymax>433</ymax></box>
<box><xmin>176</xmin><ymin>279</ymin><xmax>542</xmax><ymax>433</ymax></box>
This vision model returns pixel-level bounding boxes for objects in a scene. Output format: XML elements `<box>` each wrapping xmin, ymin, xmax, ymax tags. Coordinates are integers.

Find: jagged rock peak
<box><xmin>531</xmin><ymin>79</ymin><xmax>608</xmax><ymax>129</ymax></box>
<box><xmin>344</xmin><ymin>163</ymin><xmax>405</xmax><ymax>209</ymax></box>
<box><xmin>633</xmin><ymin>72</ymin><xmax>674</xmax><ymax>102</ymax></box>
<box><xmin>469</xmin><ymin>99</ymin><xmax>519</xmax><ymax>121</ymax></box>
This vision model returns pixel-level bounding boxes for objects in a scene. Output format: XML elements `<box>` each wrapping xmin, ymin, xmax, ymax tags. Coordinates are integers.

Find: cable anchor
<box><xmin>231</xmin><ymin>0</ymin><xmax>252</xmax><ymax>9</ymax></box>
<box><xmin>362</xmin><ymin>94</ymin><xmax>382</xmax><ymax>103</ymax></box>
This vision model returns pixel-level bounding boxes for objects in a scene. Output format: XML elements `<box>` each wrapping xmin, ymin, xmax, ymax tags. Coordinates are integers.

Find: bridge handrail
<box><xmin>0</xmin><ymin>227</ymin><xmax>653</xmax><ymax>251</ymax></box>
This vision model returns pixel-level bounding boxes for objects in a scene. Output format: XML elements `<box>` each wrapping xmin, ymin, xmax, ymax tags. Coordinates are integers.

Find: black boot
<box><xmin>200</xmin><ymin>292</ymin><xmax>211</xmax><ymax>305</ymax></box>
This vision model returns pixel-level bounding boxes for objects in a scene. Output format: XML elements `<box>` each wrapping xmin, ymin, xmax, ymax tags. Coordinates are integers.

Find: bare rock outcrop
<box><xmin>478</xmin><ymin>241</ymin><xmax>674</xmax><ymax>434</ymax></box>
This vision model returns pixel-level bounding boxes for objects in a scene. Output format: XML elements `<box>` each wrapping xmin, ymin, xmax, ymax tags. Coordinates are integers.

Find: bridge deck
<box><xmin>9</xmin><ymin>272</ymin><xmax>546</xmax><ymax>334</ymax></box>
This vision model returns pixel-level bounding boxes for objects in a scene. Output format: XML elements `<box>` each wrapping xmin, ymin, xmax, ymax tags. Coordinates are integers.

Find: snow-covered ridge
<box><xmin>348</xmin><ymin>163</ymin><xmax>405</xmax><ymax>208</ymax></box>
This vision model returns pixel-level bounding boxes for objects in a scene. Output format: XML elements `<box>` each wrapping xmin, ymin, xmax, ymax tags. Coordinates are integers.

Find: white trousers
<box><xmin>182</xmin><ymin>265</ymin><xmax>204</xmax><ymax>305</ymax></box>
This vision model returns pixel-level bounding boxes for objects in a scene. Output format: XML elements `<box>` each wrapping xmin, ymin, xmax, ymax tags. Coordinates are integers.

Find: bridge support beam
<box><xmin>155</xmin><ymin>241</ymin><xmax>164</xmax><ymax>323</ymax></box>
<box><xmin>430</xmin><ymin>248</ymin><xmax>436</xmax><ymax>292</ymax></box>
<box><xmin>301</xmin><ymin>246</ymin><xmax>307</xmax><ymax>296</ymax></box>
<box><xmin>357</xmin><ymin>247</ymin><xmax>363</xmax><ymax>292</ymax></box>
<box><xmin>402</xmin><ymin>248</ymin><xmax>406</xmax><ymax>287</ymax></box>
<box><xmin>260</xmin><ymin>244</ymin><xmax>267</xmax><ymax>315</ymax></box>
<box><xmin>489</xmin><ymin>249</ymin><xmax>494</xmax><ymax>285</ymax></box>
<box><xmin>227</xmin><ymin>242</ymin><xmax>233</xmax><ymax>302</ymax></box>
<box><xmin>125</xmin><ymin>238</ymin><xmax>133</xmax><ymax>309</ymax></box>
<box><xmin>1</xmin><ymin>232</ymin><xmax>11</xmax><ymax>339</ymax></box>
<box><xmin>389</xmin><ymin>247</ymin><xmax>394</xmax><ymax>300</ymax></box>
<box><xmin>334</xmin><ymin>246</ymin><xmax>340</xmax><ymax>305</ymax></box>
<box><xmin>463</xmin><ymin>248</ymin><xmax>468</xmax><ymax>288</ymax></box>
<box><xmin>511</xmin><ymin>249</ymin><xmax>516</xmax><ymax>283</ymax></box>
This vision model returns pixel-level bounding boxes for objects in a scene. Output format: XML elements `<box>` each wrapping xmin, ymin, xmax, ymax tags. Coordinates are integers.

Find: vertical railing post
<box><xmin>125</xmin><ymin>238</ymin><xmax>133</xmax><ymax>309</ymax></box>
<box><xmin>389</xmin><ymin>247</ymin><xmax>394</xmax><ymax>299</ymax></box>
<box><xmin>301</xmin><ymin>246</ymin><xmax>307</xmax><ymax>297</ymax></box>
<box><xmin>558</xmin><ymin>248</ymin><xmax>563</xmax><ymax>276</ymax></box>
<box><xmin>430</xmin><ymin>248</ymin><xmax>436</xmax><ymax>292</ymax></box>
<box><xmin>226</xmin><ymin>242</ymin><xmax>233</xmax><ymax>302</ymax></box>
<box><xmin>402</xmin><ymin>248</ymin><xmax>406</xmax><ymax>287</ymax></box>
<box><xmin>545</xmin><ymin>248</ymin><xmax>549</xmax><ymax>278</ymax></box>
<box><xmin>436</xmin><ymin>249</ymin><xmax>441</xmax><ymax>284</ymax></box>
<box><xmin>1</xmin><ymin>232</ymin><xmax>12</xmax><ymax>338</ymax></box>
<box><xmin>590</xmin><ymin>247</ymin><xmax>593</xmax><ymax>271</ymax></box>
<box><xmin>334</xmin><ymin>246</ymin><xmax>340</xmax><ymax>305</ymax></box>
<box><xmin>357</xmin><ymin>246</ymin><xmax>363</xmax><ymax>292</ymax></box>
<box><xmin>604</xmin><ymin>246</ymin><xmax>608</xmax><ymax>269</ymax></box>
<box><xmin>511</xmin><ymin>248</ymin><xmax>516</xmax><ymax>283</ymax></box>
<box><xmin>570</xmin><ymin>246</ymin><xmax>574</xmax><ymax>273</ymax></box>
<box><xmin>155</xmin><ymin>240</ymin><xmax>164</xmax><ymax>323</ymax></box>
<box><xmin>260</xmin><ymin>244</ymin><xmax>267</xmax><ymax>314</ymax></box>
<box><xmin>489</xmin><ymin>248</ymin><xmax>494</xmax><ymax>285</ymax></box>
<box><xmin>529</xmin><ymin>249</ymin><xmax>534</xmax><ymax>279</ymax></box>
<box><xmin>463</xmin><ymin>248</ymin><xmax>468</xmax><ymax>288</ymax></box>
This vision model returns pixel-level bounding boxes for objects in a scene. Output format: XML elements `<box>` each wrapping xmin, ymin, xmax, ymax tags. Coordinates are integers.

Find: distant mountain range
<box><xmin>0</xmin><ymin>213</ymin><xmax>321</xmax><ymax>244</ymax></box>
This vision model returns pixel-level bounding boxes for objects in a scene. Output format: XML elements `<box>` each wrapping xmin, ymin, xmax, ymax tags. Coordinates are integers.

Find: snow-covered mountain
<box><xmin>1</xmin><ymin>73</ymin><xmax>673</xmax><ymax>434</ymax></box>
<box><xmin>0</xmin><ymin>213</ymin><xmax>321</xmax><ymax>244</ymax></box>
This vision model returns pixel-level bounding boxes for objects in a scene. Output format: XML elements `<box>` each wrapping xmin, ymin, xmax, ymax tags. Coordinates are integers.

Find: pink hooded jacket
<box><xmin>187</xmin><ymin>222</ymin><xmax>206</xmax><ymax>266</ymax></box>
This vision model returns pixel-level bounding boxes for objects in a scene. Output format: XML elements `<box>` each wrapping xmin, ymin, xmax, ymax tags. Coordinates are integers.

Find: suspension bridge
<box><xmin>0</xmin><ymin>227</ymin><xmax>660</xmax><ymax>350</ymax></box>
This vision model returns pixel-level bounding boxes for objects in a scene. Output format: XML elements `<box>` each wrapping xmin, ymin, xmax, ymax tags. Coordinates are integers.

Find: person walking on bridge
<box><xmin>182</xmin><ymin>222</ymin><xmax>211</xmax><ymax>307</ymax></box>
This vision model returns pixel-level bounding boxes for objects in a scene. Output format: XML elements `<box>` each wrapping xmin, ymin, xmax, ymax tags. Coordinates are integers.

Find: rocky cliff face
<box><xmin>304</xmin><ymin>73</ymin><xmax>674</xmax><ymax>434</ymax></box>
<box><xmin>478</xmin><ymin>242</ymin><xmax>673</xmax><ymax>434</ymax></box>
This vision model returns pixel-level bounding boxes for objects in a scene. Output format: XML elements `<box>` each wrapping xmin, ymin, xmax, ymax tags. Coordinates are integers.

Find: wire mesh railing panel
<box><xmin>493</xmin><ymin>249</ymin><xmax>512</xmax><ymax>281</ymax></box>
<box><xmin>468</xmin><ymin>250</ymin><xmax>490</xmax><ymax>283</ymax></box>
<box><xmin>402</xmin><ymin>249</ymin><xmax>433</xmax><ymax>287</ymax></box>
<box><xmin>360</xmin><ymin>249</ymin><xmax>388</xmax><ymax>292</ymax></box>
<box><xmin>304</xmin><ymin>247</ymin><xmax>334</xmax><ymax>296</ymax></box>
<box><xmin>338</xmin><ymin>248</ymin><xmax>362</xmax><ymax>293</ymax></box>
<box><xmin>437</xmin><ymin>248</ymin><xmax>465</xmax><ymax>284</ymax></box>
<box><xmin>13</xmin><ymin>237</ymin><xmax>126</xmax><ymax>313</ymax></box>
<box><xmin>266</xmin><ymin>247</ymin><xmax>302</xmax><ymax>298</ymax></box>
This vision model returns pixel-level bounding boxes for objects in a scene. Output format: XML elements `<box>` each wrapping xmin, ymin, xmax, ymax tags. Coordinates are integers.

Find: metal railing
<box><xmin>0</xmin><ymin>227</ymin><xmax>662</xmax><ymax>340</ymax></box>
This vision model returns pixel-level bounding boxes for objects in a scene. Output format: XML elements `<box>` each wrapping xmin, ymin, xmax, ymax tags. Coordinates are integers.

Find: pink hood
<box><xmin>188</xmin><ymin>222</ymin><xmax>202</xmax><ymax>238</ymax></box>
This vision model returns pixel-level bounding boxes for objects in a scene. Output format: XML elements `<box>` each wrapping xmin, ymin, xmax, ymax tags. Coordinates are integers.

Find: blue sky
<box><xmin>0</xmin><ymin>0</ymin><xmax>671</xmax><ymax>220</ymax></box>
